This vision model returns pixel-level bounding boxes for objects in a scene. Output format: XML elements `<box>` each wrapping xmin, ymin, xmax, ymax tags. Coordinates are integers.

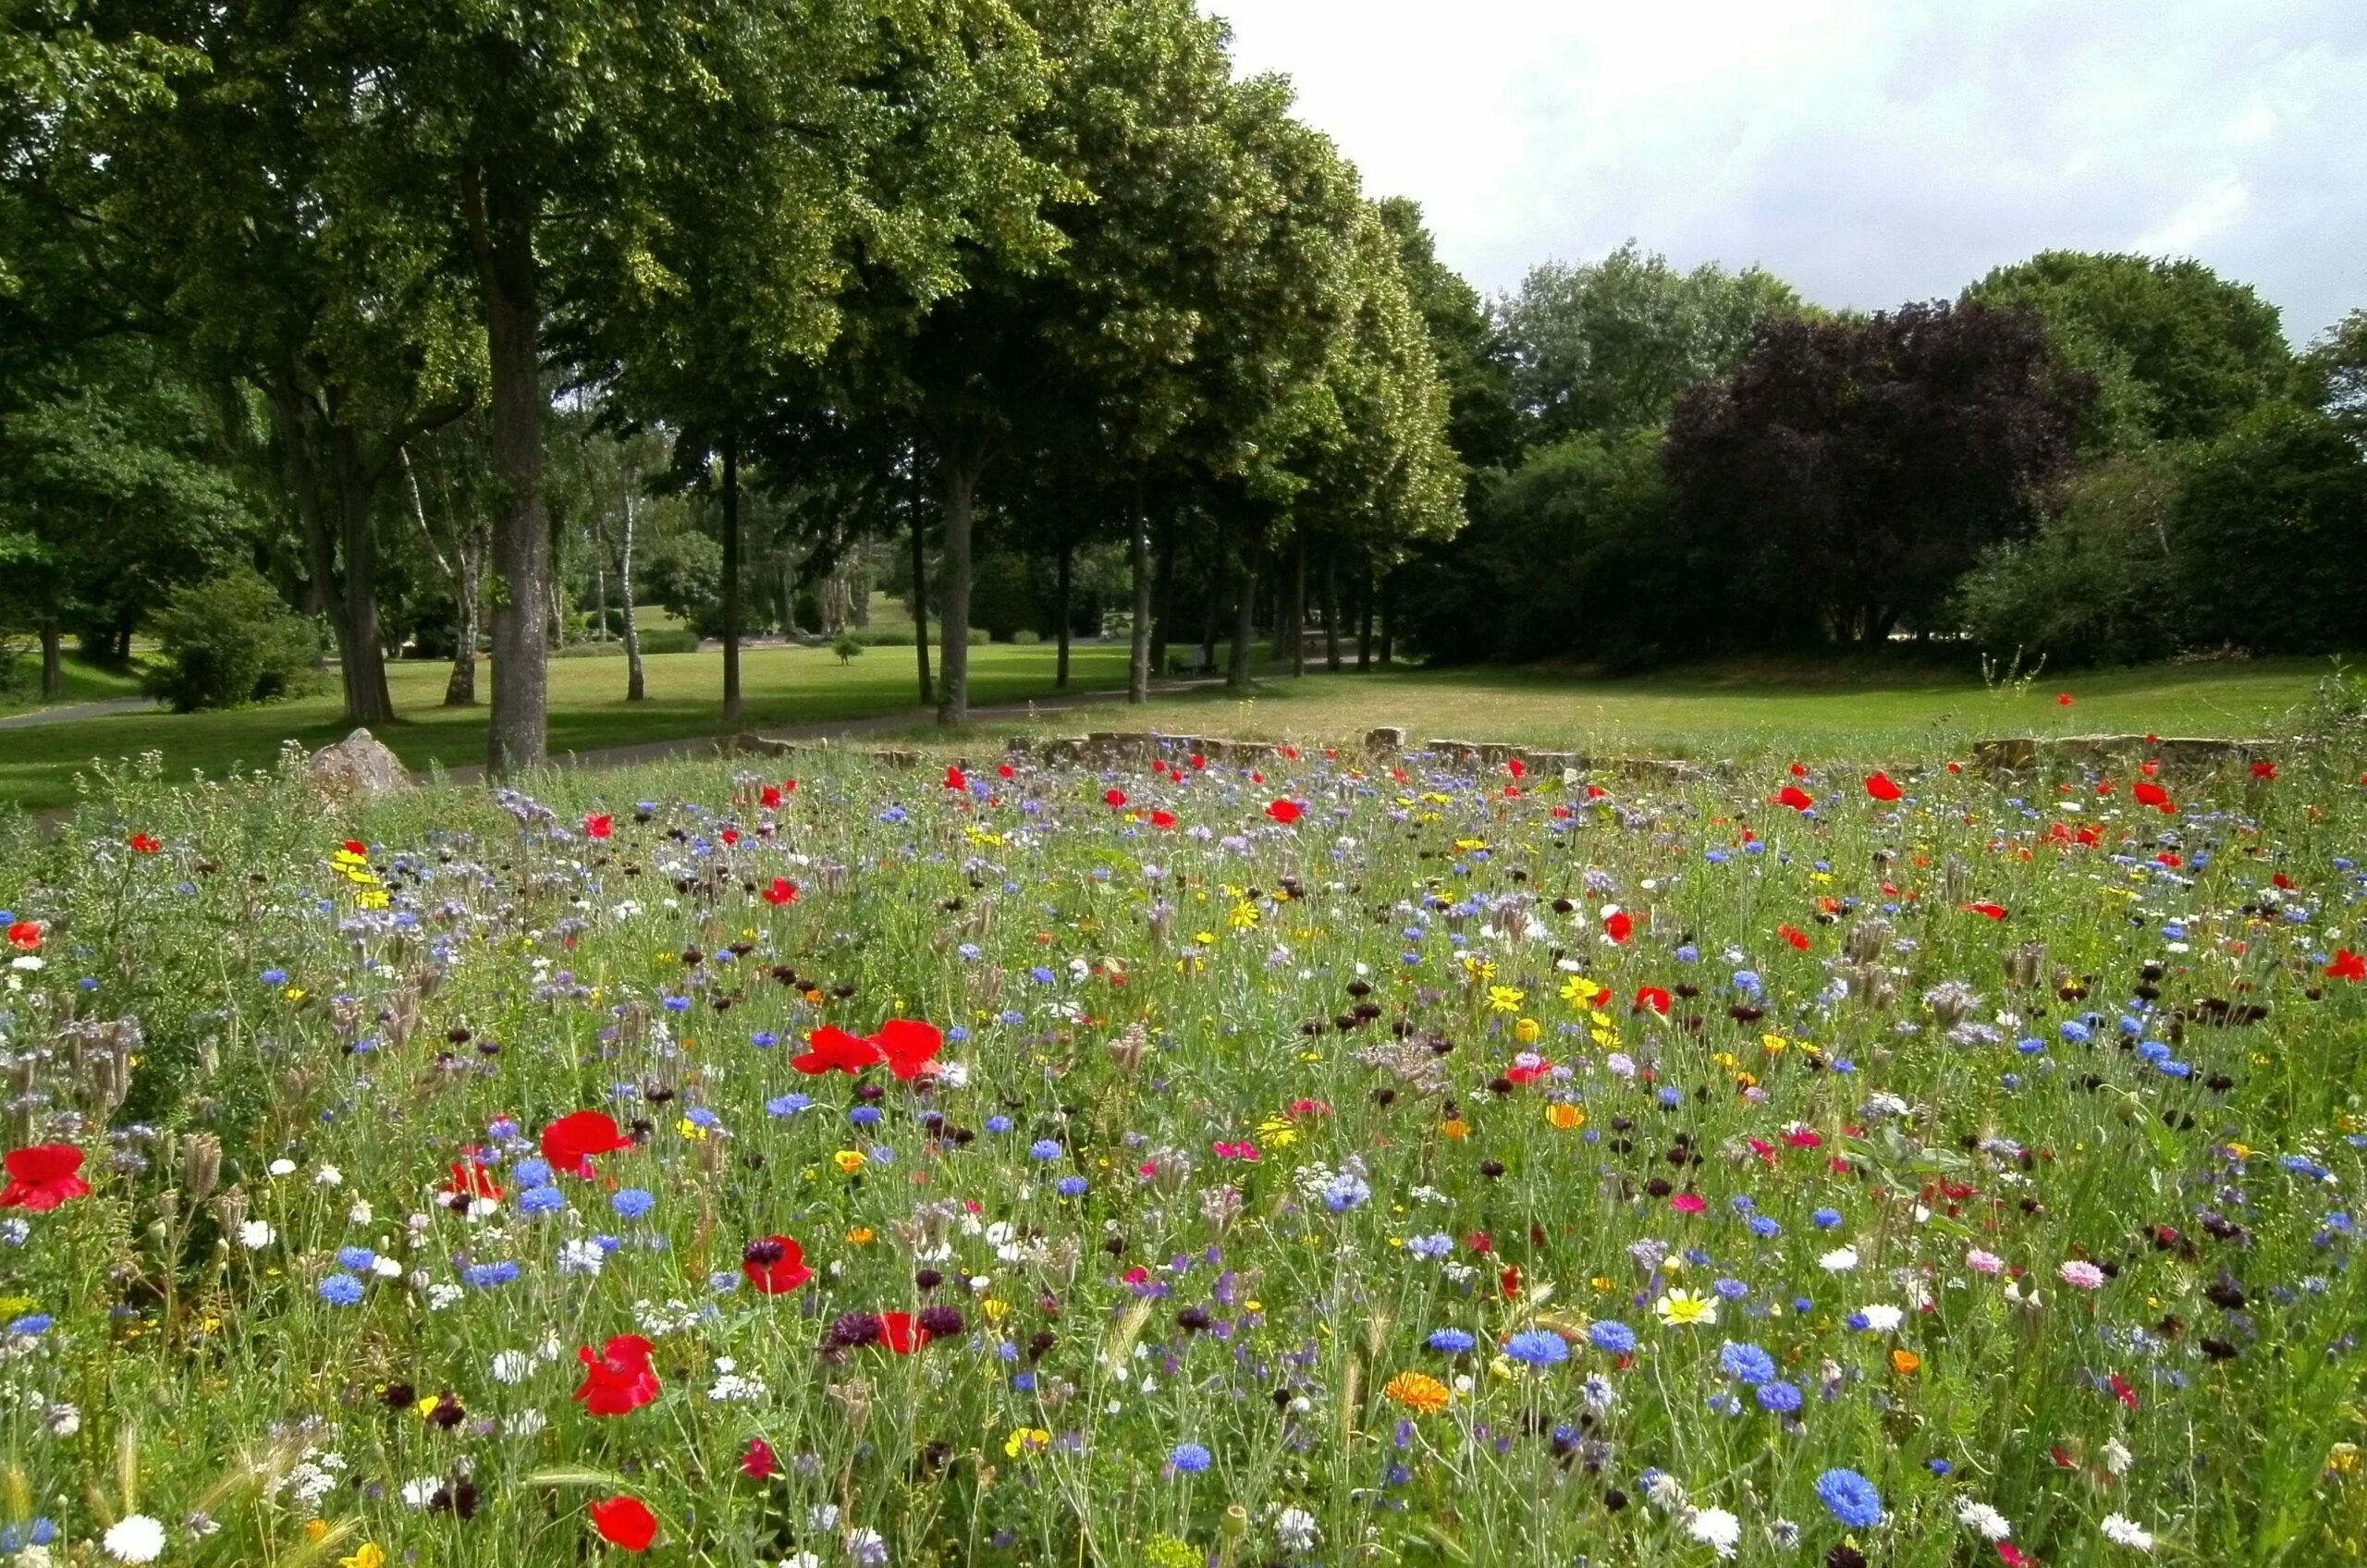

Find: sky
<box><xmin>1212</xmin><ymin>0</ymin><xmax>2367</xmax><ymax>342</ymax></box>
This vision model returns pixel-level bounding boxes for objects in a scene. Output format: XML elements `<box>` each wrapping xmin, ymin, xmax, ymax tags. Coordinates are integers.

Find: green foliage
<box><xmin>970</xmin><ymin>551</ymin><xmax>1042</xmax><ymax>641</ymax></box>
<box><xmin>1499</xmin><ymin>241</ymin><xmax>1801</xmax><ymax>447</ymax></box>
<box><xmin>1966</xmin><ymin>251</ymin><xmax>2294</xmax><ymax>445</ymax></box>
<box><xmin>1955</xmin><ymin>447</ymin><xmax>2186</xmax><ymax>666</ymax></box>
<box><xmin>2300</xmin><ymin>308</ymin><xmax>2367</xmax><ymax>441</ymax></box>
<box><xmin>831</xmin><ymin>631</ymin><xmax>865</xmax><ymax>664</ymax></box>
<box><xmin>2171</xmin><ymin>402</ymin><xmax>2367</xmax><ymax>654</ymax></box>
<box><xmin>140</xmin><ymin>570</ymin><xmax>323</xmax><ymax>712</ymax></box>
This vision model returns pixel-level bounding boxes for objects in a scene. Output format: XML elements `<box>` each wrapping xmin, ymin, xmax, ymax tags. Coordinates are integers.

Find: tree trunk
<box><xmin>38</xmin><ymin>618</ymin><xmax>61</xmax><ymax>701</ymax></box>
<box><xmin>446</xmin><ymin>553</ymin><xmax>481</xmax><ymax>706</ymax></box>
<box><xmin>271</xmin><ymin>378</ymin><xmax>351</xmax><ymax>687</ymax></box>
<box><xmin>937</xmin><ymin>458</ymin><xmax>981</xmax><ymax>724</ymax></box>
<box><xmin>1358</xmin><ymin>566</ymin><xmax>1375</xmax><ymax>670</ymax></box>
<box><xmin>1380</xmin><ymin>570</ymin><xmax>1394</xmax><ymax>667</ymax></box>
<box><xmin>908</xmin><ymin>455</ymin><xmax>933</xmax><ymax>705</ymax></box>
<box><xmin>327</xmin><ymin>426</ymin><xmax>397</xmax><ymax>726</ymax></box>
<box><xmin>780</xmin><ymin>552</ymin><xmax>800</xmax><ymax>638</ymax></box>
<box><xmin>720</xmin><ymin>432</ymin><xmax>742</xmax><ymax>729</ymax></box>
<box><xmin>619</xmin><ymin>488</ymin><xmax>644</xmax><ymax>702</ymax></box>
<box><xmin>1055</xmin><ymin>537</ymin><xmax>1073</xmax><ymax>691</ymax></box>
<box><xmin>1323</xmin><ymin>548</ymin><xmax>1342</xmax><ymax>671</ymax></box>
<box><xmin>1290</xmin><ymin>528</ymin><xmax>1308</xmax><ymax>678</ymax></box>
<box><xmin>1226</xmin><ymin>546</ymin><xmax>1259</xmax><ymax>692</ymax></box>
<box><xmin>1128</xmin><ymin>474</ymin><xmax>1151</xmax><ymax>704</ymax></box>
<box><xmin>468</xmin><ymin>151</ymin><xmax>550</xmax><ymax>776</ymax></box>
<box><xmin>593</xmin><ymin>556</ymin><xmax>607</xmax><ymax>643</ymax></box>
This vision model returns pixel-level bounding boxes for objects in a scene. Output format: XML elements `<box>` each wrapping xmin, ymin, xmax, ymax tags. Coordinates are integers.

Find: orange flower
<box><xmin>1383</xmin><ymin>1371</ymin><xmax>1451</xmax><ymax>1415</ymax></box>
<box><xmin>1890</xmin><ymin>1347</ymin><xmax>1921</xmax><ymax>1377</ymax></box>
<box><xmin>1543</xmin><ymin>1103</ymin><xmax>1585</xmax><ymax>1131</ymax></box>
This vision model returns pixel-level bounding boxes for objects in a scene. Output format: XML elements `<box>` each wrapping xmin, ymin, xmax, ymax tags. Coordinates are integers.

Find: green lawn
<box><xmin>0</xmin><ymin>642</ymin><xmax>1129</xmax><ymax>813</ymax></box>
<box><xmin>4</xmin><ymin>644</ymin><xmax>2345</xmax><ymax>814</ymax></box>
<box><xmin>915</xmin><ymin>655</ymin><xmax>2348</xmax><ymax>760</ymax></box>
<box><xmin>0</xmin><ymin>654</ymin><xmax>149</xmax><ymax>717</ymax></box>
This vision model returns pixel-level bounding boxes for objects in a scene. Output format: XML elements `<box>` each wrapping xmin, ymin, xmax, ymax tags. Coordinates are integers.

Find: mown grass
<box><xmin>0</xmin><ymin>654</ymin><xmax>150</xmax><ymax>718</ymax></box>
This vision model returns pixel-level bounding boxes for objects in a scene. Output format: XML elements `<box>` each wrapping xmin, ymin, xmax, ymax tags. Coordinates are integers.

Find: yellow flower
<box><xmin>1487</xmin><ymin>986</ymin><xmax>1525</xmax><ymax>1013</ymax></box>
<box><xmin>1654</xmin><ymin>1289</ymin><xmax>1718</xmax><ymax>1328</ymax></box>
<box><xmin>1441</xmin><ymin>1118</ymin><xmax>1469</xmax><ymax>1141</ymax></box>
<box><xmin>1544</xmin><ymin>1102</ymin><xmax>1585</xmax><ymax>1131</ymax></box>
<box><xmin>1382</xmin><ymin>1371</ymin><xmax>1452</xmax><ymax>1415</ymax></box>
<box><xmin>1228</xmin><ymin>901</ymin><xmax>1259</xmax><ymax>930</ymax></box>
<box><xmin>1514</xmin><ymin>1016</ymin><xmax>1542</xmax><ymax>1045</ymax></box>
<box><xmin>832</xmin><ymin>1149</ymin><xmax>866</xmax><ymax>1175</ymax></box>
<box><xmin>981</xmin><ymin>1297</ymin><xmax>1012</xmax><ymax>1323</ymax></box>
<box><xmin>341</xmin><ymin>1546</ymin><xmax>386</xmax><ymax>1568</ymax></box>
<box><xmin>1761</xmin><ymin>1033</ymin><xmax>1789</xmax><ymax>1054</ymax></box>
<box><xmin>1559</xmin><ymin>974</ymin><xmax>1600</xmax><ymax>1006</ymax></box>
<box><xmin>306</xmin><ymin>1521</ymin><xmax>329</xmax><ymax>1543</ymax></box>
<box><xmin>676</xmin><ymin>1117</ymin><xmax>709</xmax><ymax>1141</ymax></box>
<box><xmin>845</xmin><ymin>1227</ymin><xmax>876</xmax><ymax>1245</ymax></box>
<box><xmin>1003</xmin><ymin>1427</ymin><xmax>1051</xmax><ymax>1458</ymax></box>
<box><xmin>1257</xmin><ymin>1115</ymin><xmax>1299</xmax><ymax>1147</ymax></box>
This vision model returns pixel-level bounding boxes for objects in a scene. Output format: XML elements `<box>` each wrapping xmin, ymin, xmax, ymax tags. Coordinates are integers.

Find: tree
<box><xmin>1966</xmin><ymin>251</ymin><xmax>2293</xmax><ymax>446</ymax></box>
<box><xmin>1375</xmin><ymin>198</ymin><xmax>1518</xmax><ymax>479</ymax></box>
<box><xmin>2169</xmin><ymin>402</ymin><xmax>2367</xmax><ymax>654</ymax></box>
<box><xmin>1662</xmin><ymin>300</ymin><xmax>2094</xmax><ymax>648</ymax></box>
<box><xmin>1500</xmin><ymin>242</ymin><xmax>1799</xmax><ymax>448</ymax></box>
<box><xmin>2301</xmin><ymin>308</ymin><xmax>2367</xmax><ymax>442</ymax></box>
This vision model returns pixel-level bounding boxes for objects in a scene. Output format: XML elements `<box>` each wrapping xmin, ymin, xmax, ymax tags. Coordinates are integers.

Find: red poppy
<box><xmin>944</xmin><ymin>766</ymin><xmax>967</xmax><ymax>791</ymax></box>
<box><xmin>1585</xmin><ymin>784</ymin><xmax>1607</xmax><ymax>799</ymax></box>
<box><xmin>791</xmin><ymin>1024</ymin><xmax>885</xmax><ymax>1076</ymax></box>
<box><xmin>2250</xmin><ymin>760</ymin><xmax>2276</xmax><ymax>780</ymax></box>
<box><xmin>1634</xmin><ymin>986</ymin><xmax>1671</xmax><ymax>1015</ymax></box>
<box><xmin>1104</xmin><ymin>789</ymin><xmax>1127</xmax><ymax>808</ymax></box>
<box><xmin>541</xmin><ymin>1110</ymin><xmax>634</xmax><ymax>1179</ymax></box>
<box><xmin>997</xmin><ymin>763</ymin><xmax>1014</xmax><ymax>779</ymax></box>
<box><xmin>761</xmin><ymin>877</ymin><xmax>799</xmax><ymax>906</ymax></box>
<box><xmin>2329</xmin><ymin>949</ymin><xmax>2367</xmax><ymax>982</ymax></box>
<box><xmin>1266</xmin><ymin>799</ymin><xmax>1303</xmax><ymax>825</ymax></box>
<box><xmin>877</xmin><ymin>1311</ymin><xmax>930</xmax><ymax>1354</ymax></box>
<box><xmin>575</xmin><ymin>1334</ymin><xmax>660</xmax><ymax>1415</ymax></box>
<box><xmin>742</xmin><ymin>1437</ymin><xmax>778</xmax><ymax>1479</ymax></box>
<box><xmin>1776</xmin><ymin>785</ymin><xmax>1813</xmax><ymax>812</ymax></box>
<box><xmin>873</xmin><ymin>1018</ymin><xmax>944</xmax><ymax>1081</ymax></box>
<box><xmin>1788</xmin><ymin>761</ymin><xmax>1808</xmax><ymax>778</ymax></box>
<box><xmin>589</xmin><ymin>1495</ymin><xmax>658</xmax><ymax>1551</ymax></box>
<box><xmin>445</xmin><ymin>1161</ymin><xmax>504</xmax><ymax>1204</ymax></box>
<box><xmin>1190</xmin><ymin>753</ymin><xmax>1206</xmax><ymax>770</ymax></box>
<box><xmin>1149</xmin><ymin>809</ymin><xmax>1178</xmax><ymax>830</ymax></box>
<box><xmin>6</xmin><ymin>920</ymin><xmax>39</xmax><ymax>952</ymax></box>
<box><xmin>1863</xmin><ymin>772</ymin><xmax>1903</xmax><ymax>802</ymax></box>
<box><xmin>1277</xmin><ymin>745</ymin><xmax>1299</xmax><ymax>761</ymax></box>
<box><xmin>1506</xmin><ymin>758</ymin><xmax>1527</xmax><ymax>779</ymax></box>
<box><xmin>782</xmin><ymin>778</ymin><xmax>797</xmax><ymax>792</ymax></box>
<box><xmin>583</xmin><ymin>813</ymin><xmax>613</xmax><ymax>839</ymax></box>
<box><xmin>0</xmin><ymin>1145</ymin><xmax>91</xmax><ymax>1211</ymax></box>
<box><xmin>742</xmin><ymin>1235</ymin><xmax>813</xmax><ymax>1293</ymax></box>
<box><xmin>1961</xmin><ymin>902</ymin><xmax>2009</xmax><ymax>920</ymax></box>
<box><xmin>759</xmin><ymin>784</ymin><xmax>782</xmax><ymax>809</ymax></box>
<box><xmin>342</xmin><ymin>839</ymin><xmax>368</xmax><ymax>856</ymax></box>
<box><xmin>1996</xmin><ymin>1545</ymin><xmax>2034</xmax><ymax>1568</ymax></box>
<box><xmin>1602</xmin><ymin>909</ymin><xmax>1633</xmax><ymax>944</ymax></box>
<box><xmin>1777</xmin><ymin>924</ymin><xmax>1809</xmax><ymax>950</ymax></box>
<box><xmin>720</xmin><ymin>827</ymin><xmax>740</xmax><ymax>846</ymax></box>
<box><xmin>129</xmin><ymin>831</ymin><xmax>162</xmax><ymax>853</ymax></box>
<box><xmin>2056</xmin><ymin>692</ymin><xmax>2073</xmax><ymax>705</ymax></box>
<box><xmin>1505</xmin><ymin>1056</ymin><xmax>1553</xmax><ymax>1085</ymax></box>
<box><xmin>2131</xmin><ymin>781</ymin><xmax>2173</xmax><ymax>814</ymax></box>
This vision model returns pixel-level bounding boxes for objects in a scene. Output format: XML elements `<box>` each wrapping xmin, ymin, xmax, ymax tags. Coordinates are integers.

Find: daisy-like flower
<box><xmin>103</xmin><ymin>1515</ymin><xmax>167</xmax><ymax>1564</ymax></box>
<box><xmin>2100</xmin><ymin>1513</ymin><xmax>2155</xmax><ymax>1551</ymax></box>
<box><xmin>1382</xmin><ymin>1371</ymin><xmax>1451</xmax><ymax>1414</ymax></box>
<box><xmin>1686</xmin><ymin>1506</ymin><xmax>1742</xmax><ymax>1559</ymax></box>
<box><xmin>1956</xmin><ymin>1498</ymin><xmax>2013</xmax><ymax>1540</ymax></box>
<box><xmin>1655</xmin><ymin>1290</ymin><xmax>1718</xmax><ymax>1328</ymax></box>
<box><xmin>2059</xmin><ymin>1260</ymin><xmax>2107</xmax><ymax>1290</ymax></box>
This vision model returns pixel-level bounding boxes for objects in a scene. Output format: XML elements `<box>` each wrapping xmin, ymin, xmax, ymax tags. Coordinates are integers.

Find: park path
<box><xmin>0</xmin><ymin>696</ymin><xmax>160</xmax><ymax>730</ymax></box>
<box><xmin>425</xmin><ymin>679</ymin><xmax>1221</xmax><ymax>786</ymax></box>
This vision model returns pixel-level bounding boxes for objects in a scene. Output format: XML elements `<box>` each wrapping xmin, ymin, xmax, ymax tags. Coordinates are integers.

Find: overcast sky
<box><xmin>1212</xmin><ymin>0</ymin><xmax>2367</xmax><ymax>342</ymax></box>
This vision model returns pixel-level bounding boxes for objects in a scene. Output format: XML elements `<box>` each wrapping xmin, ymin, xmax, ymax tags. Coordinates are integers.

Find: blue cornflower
<box><xmin>2060</xmin><ymin>1020</ymin><xmax>2091</xmax><ymax>1045</ymax></box>
<box><xmin>6</xmin><ymin>1313</ymin><xmax>55</xmax><ymax>1336</ymax></box>
<box><xmin>337</xmin><ymin>1246</ymin><xmax>378</xmax><ymax>1271</ymax></box>
<box><xmin>464</xmin><ymin>1261</ymin><xmax>521</xmax><ymax>1289</ymax></box>
<box><xmin>1170</xmin><ymin>1442</ymin><xmax>1213</xmax><ymax>1474</ymax></box>
<box><xmin>512</xmin><ymin>1158</ymin><xmax>553</xmax><ymax>1185</ymax></box>
<box><xmin>1588</xmin><ymin>1319</ymin><xmax>1637</xmax><ymax>1355</ymax></box>
<box><xmin>1428</xmin><ymin>1328</ymin><xmax>1478</xmax><ymax>1354</ymax></box>
<box><xmin>751</xmin><ymin>1030</ymin><xmax>779</xmax><ymax>1048</ymax></box>
<box><xmin>1504</xmin><ymin>1330</ymin><xmax>1568</xmax><ymax>1368</ymax></box>
<box><xmin>1717</xmin><ymin>1341</ymin><xmax>1777</xmax><ymax>1385</ymax></box>
<box><xmin>260</xmin><ymin>968</ymin><xmax>288</xmax><ymax>986</ymax></box>
<box><xmin>518</xmin><ymin>1184</ymin><xmax>565</xmax><ymax>1216</ymax></box>
<box><xmin>610</xmin><ymin>1188</ymin><xmax>657</xmax><ymax>1219</ymax></box>
<box><xmin>318</xmin><ymin>1273</ymin><xmax>365</xmax><ymax>1306</ymax></box>
<box><xmin>1748</xmin><ymin>1214</ymin><xmax>1782</xmax><ymax>1238</ymax></box>
<box><xmin>1814</xmin><ymin>1468</ymin><xmax>1884</xmax><ymax>1529</ymax></box>
<box><xmin>1320</xmin><ymin>1172</ymin><xmax>1371</xmax><ymax>1212</ymax></box>
<box><xmin>766</xmin><ymin>1093</ymin><xmax>813</xmax><ymax>1117</ymax></box>
<box><xmin>1812</xmin><ymin>1207</ymin><xmax>1843</xmax><ymax>1229</ymax></box>
<box><xmin>1407</xmin><ymin>1232</ymin><xmax>1454</xmax><ymax>1260</ymax></box>
<box><xmin>1756</xmin><ymin>1379</ymin><xmax>1804</xmax><ymax>1413</ymax></box>
<box><xmin>1056</xmin><ymin>1176</ymin><xmax>1088</xmax><ymax>1197</ymax></box>
<box><xmin>1029</xmin><ymin>1139</ymin><xmax>1064</xmax><ymax>1161</ymax></box>
<box><xmin>1712</xmin><ymin>1278</ymin><xmax>1749</xmax><ymax>1300</ymax></box>
<box><xmin>850</xmin><ymin>1105</ymin><xmax>883</xmax><ymax>1125</ymax></box>
<box><xmin>986</xmin><ymin>1116</ymin><xmax>1014</xmax><ymax>1133</ymax></box>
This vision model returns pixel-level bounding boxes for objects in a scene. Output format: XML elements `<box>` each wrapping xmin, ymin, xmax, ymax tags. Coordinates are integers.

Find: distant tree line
<box><xmin>1404</xmin><ymin>246</ymin><xmax>2367</xmax><ymax>667</ymax></box>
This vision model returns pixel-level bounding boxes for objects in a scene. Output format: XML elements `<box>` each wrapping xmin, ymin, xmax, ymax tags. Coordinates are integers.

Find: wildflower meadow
<box><xmin>2</xmin><ymin>736</ymin><xmax>2364</xmax><ymax>1568</ymax></box>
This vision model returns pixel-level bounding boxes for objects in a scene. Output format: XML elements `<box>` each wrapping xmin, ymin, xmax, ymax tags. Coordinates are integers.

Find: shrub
<box><xmin>1956</xmin><ymin>447</ymin><xmax>2186</xmax><ymax>666</ymax></box>
<box><xmin>2171</xmin><ymin>402</ymin><xmax>2367</xmax><ymax>654</ymax></box>
<box><xmin>832</xmin><ymin>631</ymin><xmax>864</xmax><ymax>665</ymax></box>
<box><xmin>141</xmin><ymin>570</ymin><xmax>322</xmax><ymax>712</ymax></box>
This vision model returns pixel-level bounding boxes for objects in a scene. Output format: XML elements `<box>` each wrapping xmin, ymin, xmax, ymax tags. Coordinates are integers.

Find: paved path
<box><xmin>0</xmin><ymin>696</ymin><xmax>160</xmax><ymax>730</ymax></box>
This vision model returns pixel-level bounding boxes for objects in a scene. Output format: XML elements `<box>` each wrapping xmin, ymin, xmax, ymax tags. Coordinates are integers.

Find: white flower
<box><xmin>2100</xmin><ymin>1513</ymin><xmax>2154</xmax><ymax>1551</ymax></box>
<box><xmin>238</xmin><ymin>1220</ymin><xmax>276</xmax><ymax>1249</ymax></box>
<box><xmin>426</xmin><ymin>1282</ymin><xmax>463</xmax><ymax>1311</ymax></box>
<box><xmin>267</xmin><ymin>1158</ymin><xmax>297</xmax><ymax>1177</ymax></box>
<box><xmin>103</xmin><ymin>1514</ymin><xmax>166</xmax><ymax>1563</ymax></box>
<box><xmin>1956</xmin><ymin>1498</ymin><xmax>2012</xmax><ymax>1539</ymax></box>
<box><xmin>1686</xmin><ymin>1506</ymin><xmax>1742</xmax><ymax>1559</ymax></box>
<box><xmin>808</xmin><ymin>1504</ymin><xmax>840</xmax><ymax>1532</ymax></box>
<box><xmin>44</xmin><ymin>1403</ymin><xmax>81</xmax><ymax>1437</ymax></box>
<box><xmin>490</xmin><ymin>1351</ymin><xmax>532</xmax><ymax>1384</ymax></box>
<box><xmin>508</xmin><ymin>1409</ymin><xmax>547</xmax><ymax>1438</ymax></box>
<box><xmin>1274</xmin><ymin>1507</ymin><xmax>1318</xmax><ymax>1550</ymax></box>
<box><xmin>313</xmin><ymin>1165</ymin><xmax>343</xmax><ymax>1186</ymax></box>
<box><xmin>1821</xmin><ymin>1246</ymin><xmax>1859</xmax><ymax>1272</ymax></box>
<box><xmin>348</xmin><ymin>1199</ymin><xmax>374</xmax><ymax>1226</ymax></box>
<box><xmin>2103</xmin><ymin>1439</ymin><xmax>2132</xmax><ymax>1476</ymax></box>
<box><xmin>400</xmin><ymin>1476</ymin><xmax>442</xmax><ymax>1509</ymax></box>
<box><xmin>784</xmin><ymin>1556</ymin><xmax>821</xmax><ymax>1568</ymax></box>
<box><xmin>1858</xmin><ymin>1304</ymin><xmax>1905</xmax><ymax>1333</ymax></box>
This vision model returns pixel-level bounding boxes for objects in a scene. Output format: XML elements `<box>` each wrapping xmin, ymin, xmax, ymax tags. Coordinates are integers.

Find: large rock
<box><xmin>307</xmin><ymin>728</ymin><xmax>411</xmax><ymax>804</ymax></box>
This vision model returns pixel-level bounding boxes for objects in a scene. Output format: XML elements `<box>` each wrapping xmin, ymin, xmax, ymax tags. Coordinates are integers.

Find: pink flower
<box><xmin>2057</xmin><ymin>1259</ymin><xmax>2106</xmax><ymax>1290</ymax></box>
<box><xmin>1965</xmin><ymin>1248</ymin><xmax>2005</xmax><ymax>1276</ymax></box>
<box><xmin>1670</xmin><ymin>1192</ymin><xmax>1707</xmax><ymax>1215</ymax></box>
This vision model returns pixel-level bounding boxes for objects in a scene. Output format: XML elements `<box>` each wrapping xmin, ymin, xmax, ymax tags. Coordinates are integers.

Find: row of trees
<box><xmin>1</xmin><ymin>0</ymin><xmax>1460</xmax><ymax>761</ymax></box>
<box><xmin>1404</xmin><ymin>244</ymin><xmax>2367</xmax><ymax>666</ymax></box>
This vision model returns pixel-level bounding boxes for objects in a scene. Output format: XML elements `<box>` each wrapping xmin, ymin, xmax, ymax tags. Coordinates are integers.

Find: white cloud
<box><xmin>1211</xmin><ymin>0</ymin><xmax>2367</xmax><ymax>339</ymax></box>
